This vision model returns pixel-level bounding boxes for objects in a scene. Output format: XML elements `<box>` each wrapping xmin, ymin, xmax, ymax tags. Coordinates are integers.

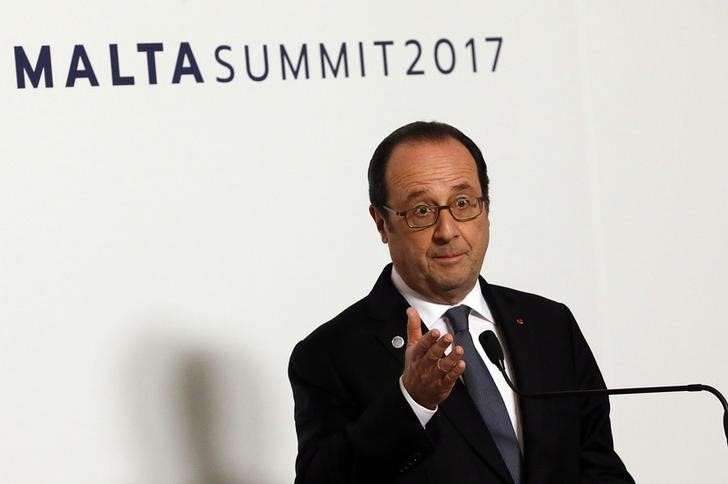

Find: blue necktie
<box><xmin>445</xmin><ymin>305</ymin><xmax>522</xmax><ymax>484</ymax></box>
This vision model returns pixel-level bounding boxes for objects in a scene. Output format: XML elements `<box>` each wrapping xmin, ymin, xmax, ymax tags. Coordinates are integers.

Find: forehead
<box><xmin>385</xmin><ymin>138</ymin><xmax>479</xmax><ymax>203</ymax></box>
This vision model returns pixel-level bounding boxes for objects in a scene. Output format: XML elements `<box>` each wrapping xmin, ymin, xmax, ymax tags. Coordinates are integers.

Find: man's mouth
<box><xmin>433</xmin><ymin>252</ymin><xmax>464</xmax><ymax>260</ymax></box>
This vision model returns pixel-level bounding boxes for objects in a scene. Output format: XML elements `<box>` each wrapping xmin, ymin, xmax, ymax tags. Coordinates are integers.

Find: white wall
<box><xmin>1</xmin><ymin>1</ymin><xmax>726</xmax><ymax>482</ymax></box>
<box><xmin>578</xmin><ymin>2</ymin><xmax>728</xmax><ymax>481</ymax></box>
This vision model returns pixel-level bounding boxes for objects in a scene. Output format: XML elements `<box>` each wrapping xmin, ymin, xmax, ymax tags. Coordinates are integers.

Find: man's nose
<box><xmin>432</xmin><ymin>207</ymin><xmax>460</xmax><ymax>243</ymax></box>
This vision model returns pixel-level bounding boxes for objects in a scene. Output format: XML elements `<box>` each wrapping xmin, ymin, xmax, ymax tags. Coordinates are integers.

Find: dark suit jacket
<box><xmin>289</xmin><ymin>265</ymin><xmax>633</xmax><ymax>483</ymax></box>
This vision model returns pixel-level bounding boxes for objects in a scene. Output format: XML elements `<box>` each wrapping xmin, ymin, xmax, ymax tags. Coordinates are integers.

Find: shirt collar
<box><xmin>391</xmin><ymin>265</ymin><xmax>494</xmax><ymax>330</ymax></box>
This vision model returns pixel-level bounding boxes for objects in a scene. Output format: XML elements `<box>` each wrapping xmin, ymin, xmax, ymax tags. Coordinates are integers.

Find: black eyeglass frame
<box><xmin>380</xmin><ymin>196</ymin><xmax>487</xmax><ymax>229</ymax></box>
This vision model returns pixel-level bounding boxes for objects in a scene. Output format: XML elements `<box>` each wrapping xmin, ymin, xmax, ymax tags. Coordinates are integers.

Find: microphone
<box><xmin>478</xmin><ymin>330</ymin><xmax>728</xmax><ymax>447</ymax></box>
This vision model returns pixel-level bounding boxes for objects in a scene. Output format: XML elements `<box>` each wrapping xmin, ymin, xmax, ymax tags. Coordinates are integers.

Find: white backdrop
<box><xmin>1</xmin><ymin>1</ymin><xmax>727</xmax><ymax>483</ymax></box>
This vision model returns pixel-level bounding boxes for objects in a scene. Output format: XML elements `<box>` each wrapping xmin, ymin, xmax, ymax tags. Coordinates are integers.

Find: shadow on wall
<box><xmin>127</xmin><ymin>332</ymin><xmax>279</xmax><ymax>484</ymax></box>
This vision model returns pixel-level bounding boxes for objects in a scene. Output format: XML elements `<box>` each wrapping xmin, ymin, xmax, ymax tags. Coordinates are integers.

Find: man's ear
<box><xmin>369</xmin><ymin>205</ymin><xmax>389</xmax><ymax>243</ymax></box>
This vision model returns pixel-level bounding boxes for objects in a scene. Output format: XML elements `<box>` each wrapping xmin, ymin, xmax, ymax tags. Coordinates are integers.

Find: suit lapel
<box><xmin>367</xmin><ymin>265</ymin><xmax>515</xmax><ymax>483</ymax></box>
<box><xmin>483</xmin><ymin>280</ymin><xmax>546</xmax><ymax>480</ymax></box>
<box><xmin>368</xmin><ymin>265</ymin><xmax>411</xmax><ymax>366</ymax></box>
<box><xmin>439</xmin><ymin>382</ymin><xmax>515</xmax><ymax>483</ymax></box>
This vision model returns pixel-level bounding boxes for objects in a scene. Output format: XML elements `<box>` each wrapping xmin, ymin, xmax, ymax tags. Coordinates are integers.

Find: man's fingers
<box><xmin>409</xmin><ymin>328</ymin><xmax>441</xmax><ymax>359</ymax></box>
<box><xmin>402</xmin><ymin>313</ymin><xmax>466</xmax><ymax>407</ymax></box>
<box><xmin>405</xmin><ymin>307</ymin><xmax>422</xmax><ymax>346</ymax></box>
<box><xmin>425</xmin><ymin>333</ymin><xmax>452</xmax><ymax>362</ymax></box>
<box><xmin>407</xmin><ymin>307</ymin><xmax>441</xmax><ymax>359</ymax></box>
<box><xmin>442</xmin><ymin>359</ymin><xmax>466</xmax><ymax>384</ymax></box>
<box><xmin>432</xmin><ymin>344</ymin><xmax>463</xmax><ymax>373</ymax></box>
<box><xmin>439</xmin><ymin>344</ymin><xmax>464</xmax><ymax>368</ymax></box>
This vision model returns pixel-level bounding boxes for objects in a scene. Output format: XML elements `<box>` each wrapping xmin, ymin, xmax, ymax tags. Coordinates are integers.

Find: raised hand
<box><xmin>401</xmin><ymin>307</ymin><xmax>466</xmax><ymax>409</ymax></box>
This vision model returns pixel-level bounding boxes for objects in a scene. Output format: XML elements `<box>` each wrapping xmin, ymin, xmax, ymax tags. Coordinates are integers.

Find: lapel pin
<box><xmin>391</xmin><ymin>336</ymin><xmax>405</xmax><ymax>349</ymax></box>
<box><xmin>515</xmin><ymin>318</ymin><xmax>525</xmax><ymax>325</ymax></box>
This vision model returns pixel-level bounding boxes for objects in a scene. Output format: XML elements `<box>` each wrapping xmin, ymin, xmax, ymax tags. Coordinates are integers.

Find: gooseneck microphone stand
<box><xmin>478</xmin><ymin>330</ymin><xmax>728</xmax><ymax>448</ymax></box>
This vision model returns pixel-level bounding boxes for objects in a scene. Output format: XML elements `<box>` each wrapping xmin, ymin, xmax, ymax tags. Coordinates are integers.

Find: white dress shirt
<box><xmin>392</xmin><ymin>267</ymin><xmax>522</xmax><ymax>447</ymax></box>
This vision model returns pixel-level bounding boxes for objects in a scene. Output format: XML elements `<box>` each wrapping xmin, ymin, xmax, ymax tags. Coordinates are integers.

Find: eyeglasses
<box><xmin>381</xmin><ymin>196</ymin><xmax>486</xmax><ymax>229</ymax></box>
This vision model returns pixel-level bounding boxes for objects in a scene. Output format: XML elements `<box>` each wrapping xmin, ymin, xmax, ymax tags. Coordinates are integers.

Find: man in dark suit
<box><xmin>289</xmin><ymin>121</ymin><xmax>634</xmax><ymax>483</ymax></box>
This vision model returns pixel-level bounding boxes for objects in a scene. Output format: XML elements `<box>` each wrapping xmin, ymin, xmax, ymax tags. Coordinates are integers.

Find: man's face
<box><xmin>370</xmin><ymin>137</ymin><xmax>490</xmax><ymax>304</ymax></box>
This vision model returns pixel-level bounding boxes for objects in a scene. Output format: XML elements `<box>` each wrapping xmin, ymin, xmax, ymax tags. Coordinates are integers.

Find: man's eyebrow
<box><xmin>451</xmin><ymin>182</ymin><xmax>475</xmax><ymax>192</ymax></box>
<box><xmin>403</xmin><ymin>189</ymin><xmax>430</xmax><ymax>204</ymax></box>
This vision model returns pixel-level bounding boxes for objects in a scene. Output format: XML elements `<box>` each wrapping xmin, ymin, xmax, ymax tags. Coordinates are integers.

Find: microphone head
<box><xmin>479</xmin><ymin>330</ymin><xmax>505</xmax><ymax>368</ymax></box>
